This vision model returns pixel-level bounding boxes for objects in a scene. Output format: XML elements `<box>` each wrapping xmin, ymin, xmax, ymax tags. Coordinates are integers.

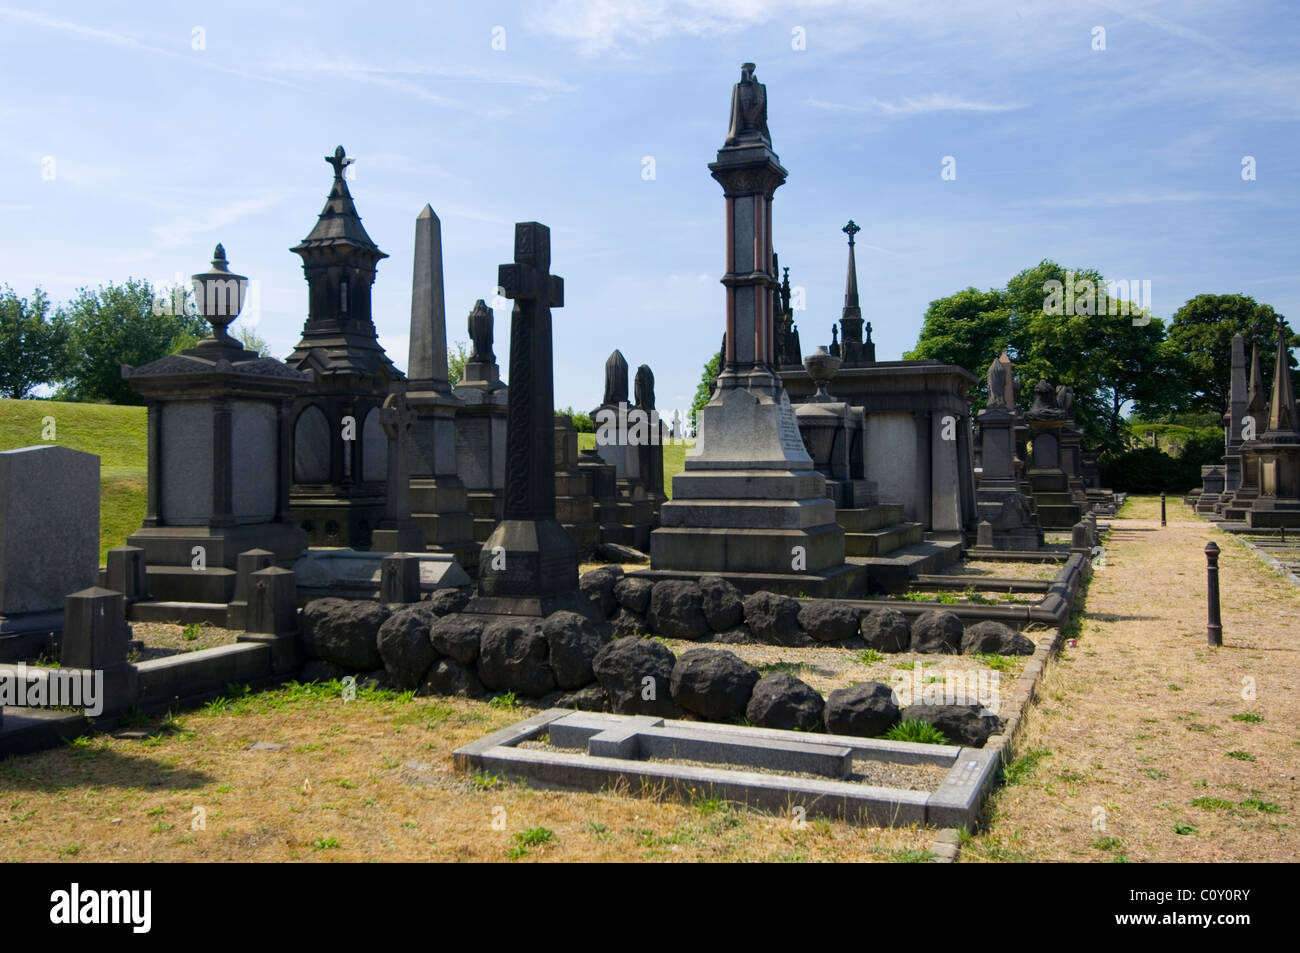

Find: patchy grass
<box><xmin>964</xmin><ymin>496</ymin><xmax>1300</xmax><ymax>862</ymax></box>
<box><xmin>0</xmin><ymin>683</ymin><xmax>940</xmax><ymax>862</ymax></box>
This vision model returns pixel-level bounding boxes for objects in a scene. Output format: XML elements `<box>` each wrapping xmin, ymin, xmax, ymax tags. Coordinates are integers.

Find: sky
<box><xmin>2</xmin><ymin>1</ymin><xmax>1298</xmax><ymax>420</ymax></box>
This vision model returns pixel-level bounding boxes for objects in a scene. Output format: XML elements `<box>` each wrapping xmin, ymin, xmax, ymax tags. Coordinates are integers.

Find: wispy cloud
<box><xmin>0</xmin><ymin>6</ymin><xmax>305</xmax><ymax>90</ymax></box>
<box><xmin>808</xmin><ymin>94</ymin><xmax>1025</xmax><ymax>116</ymax></box>
<box><xmin>1017</xmin><ymin>190</ymin><xmax>1265</xmax><ymax>210</ymax></box>
<box><xmin>270</xmin><ymin>54</ymin><xmax>577</xmax><ymax>95</ymax></box>
<box><xmin>150</xmin><ymin>194</ymin><xmax>284</xmax><ymax>248</ymax></box>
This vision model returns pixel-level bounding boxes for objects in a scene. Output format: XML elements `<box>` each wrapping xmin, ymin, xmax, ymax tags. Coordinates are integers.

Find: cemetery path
<box><xmin>966</xmin><ymin>496</ymin><xmax>1300</xmax><ymax>862</ymax></box>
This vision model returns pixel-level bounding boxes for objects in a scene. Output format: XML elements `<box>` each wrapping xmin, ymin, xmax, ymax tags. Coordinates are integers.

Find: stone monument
<box><xmin>1209</xmin><ymin>334</ymin><xmax>1249</xmax><ymax>516</ymax></box>
<box><xmin>1244</xmin><ymin>317</ymin><xmax>1300</xmax><ymax>528</ymax></box>
<box><xmin>286</xmin><ymin>146</ymin><xmax>401</xmax><ymax>548</ymax></box>
<box><xmin>467</xmin><ymin>222</ymin><xmax>586</xmax><ymax>618</ymax></box>
<box><xmin>972</xmin><ymin>354</ymin><xmax>1042</xmax><ymax>550</ymax></box>
<box><xmin>401</xmin><ymin>205</ymin><xmax>477</xmax><ymax>569</ymax></box>
<box><xmin>123</xmin><ymin>245</ymin><xmax>310</xmax><ymax>621</ymax></box>
<box><xmin>454</xmin><ymin>299</ymin><xmax>509</xmax><ymax>543</ymax></box>
<box><xmin>1223</xmin><ymin>340</ymin><xmax>1268</xmax><ymax>521</ymax></box>
<box><xmin>648</xmin><ymin>63</ymin><xmax>865</xmax><ymax>596</ymax></box>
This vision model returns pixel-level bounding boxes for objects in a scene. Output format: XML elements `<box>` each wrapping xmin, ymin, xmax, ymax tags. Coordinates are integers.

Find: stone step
<box><xmin>140</xmin><ymin>565</ymin><xmax>236</xmax><ymax>604</ymax></box>
<box><xmin>849</xmin><ymin>538</ymin><xmax>964</xmax><ymax>594</ymax></box>
<box><xmin>835</xmin><ymin>504</ymin><xmax>905</xmax><ymax>533</ymax></box>
<box><xmin>128</xmin><ymin>601</ymin><xmax>230</xmax><ymax>626</ymax></box>
<box><xmin>844</xmin><ymin>522</ymin><xmax>924</xmax><ymax>557</ymax></box>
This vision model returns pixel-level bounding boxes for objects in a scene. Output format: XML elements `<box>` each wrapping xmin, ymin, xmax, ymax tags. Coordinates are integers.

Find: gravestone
<box><xmin>0</xmin><ymin>445</ymin><xmax>100</xmax><ymax>660</ymax></box>
<box><xmin>402</xmin><ymin>205</ymin><xmax>477</xmax><ymax>569</ymax></box>
<box><xmin>554</xmin><ymin>414</ymin><xmax>599</xmax><ymax>556</ymax></box>
<box><xmin>1225</xmin><ymin>340</ymin><xmax>1268</xmax><ymax>520</ymax></box>
<box><xmin>370</xmin><ymin>383</ymin><xmax>427</xmax><ymax>552</ymax></box>
<box><xmin>454</xmin><ymin>300</ymin><xmax>509</xmax><ymax>543</ymax></box>
<box><xmin>1023</xmin><ymin>380</ymin><xmax>1080</xmax><ymax>529</ymax></box>
<box><xmin>647</xmin><ymin>63</ymin><xmax>864</xmax><ymax>597</ymax></box>
<box><xmin>467</xmin><ymin>222</ymin><xmax>584</xmax><ymax>618</ymax></box>
<box><xmin>60</xmin><ymin>587</ymin><xmax>137</xmax><ymax>713</ymax></box>
<box><xmin>1244</xmin><ymin>317</ymin><xmax>1300</xmax><ymax>528</ymax></box>
<box><xmin>1210</xmin><ymin>333</ymin><xmax>1249</xmax><ymax>515</ymax></box>
<box><xmin>590</xmin><ymin>350</ymin><xmax>652</xmax><ymax>549</ymax></box>
<box><xmin>972</xmin><ymin>355</ymin><xmax>1041</xmax><ymax>550</ymax></box>
<box><xmin>633</xmin><ymin>364</ymin><xmax>667</xmax><ymax>519</ymax></box>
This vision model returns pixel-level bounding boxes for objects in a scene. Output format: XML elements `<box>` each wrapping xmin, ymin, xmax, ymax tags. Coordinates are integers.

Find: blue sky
<box><xmin>2</xmin><ymin>1</ymin><xmax>1297</xmax><ymax>419</ymax></box>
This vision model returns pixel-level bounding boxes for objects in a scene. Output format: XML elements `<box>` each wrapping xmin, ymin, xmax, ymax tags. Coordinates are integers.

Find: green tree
<box><xmin>904</xmin><ymin>287</ymin><xmax>1010</xmax><ymax>407</ymax></box>
<box><xmin>1163</xmin><ymin>294</ymin><xmax>1296</xmax><ymax>415</ymax></box>
<box><xmin>689</xmin><ymin>350</ymin><xmax>721</xmax><ymax>433</ymax></box>
<box><xmin>0</xmin><ymin>285</ymin><xmax>67</xmax><ymax>398</ymax></box>
<box><xmin>236</xmin><ymin>325</ymin><xmax>271</xmax><ymax>357</ymax></box>
<box><xmin>59</xmin><ymin>278</ymin><xmax>208</xmax><ymax>404</ymax></box>
<box><xmin>557</xmin><ymin>406</ymin><xmax>594</xmax><ymax>432</ymax></box>
<box><xmin>448</xmin><ymin>339</ymin><xmax>469</xmax><ymax>387</ymax></box>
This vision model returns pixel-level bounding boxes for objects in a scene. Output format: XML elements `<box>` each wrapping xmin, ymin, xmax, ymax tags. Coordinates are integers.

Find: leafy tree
<box><xmin>0</xmin><ymin>285</ymin><xmax>67</xmax><ymax>398</ymax></box>
<box><xmin>689</xmin><ymin>350</ymin><xmax>721</xmax><ymax>432</ymax></box>
<box><xmin>904</xmin><ymin>287</ymin><xmax>1010</xmax><ymax>407</ymax></box>
<box><xmin>557</xmin><ymin>405</ymin><xmax>594</xmax><ymax>433</ymax></box>
<box><xmin>1163</xmin><ymin>294</ymin><xmax>1296</xmax><ymax>415</ymax></box>
<box><xmin>448</xmin><ymin>339</ymin><xmax>469</xmax><ymax>387</ymax></box>
<box><xmin>236</xmin><ymin>325</ymin><xmax>271</xmax><ymax>357</ymax></box>
<box><xmin>59</xmin><ymin>278</ymin><xmax>208</xmax><ymax>404</ymax></box>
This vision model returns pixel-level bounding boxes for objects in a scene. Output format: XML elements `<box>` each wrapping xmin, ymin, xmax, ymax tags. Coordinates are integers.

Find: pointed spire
<box><xmin>1266</xmin><ymin>317</ymin><xmax>1297</xmax><ymax>433</ymax></box>
<box><xmin>841</xmin><ymin>220</ymin><xmax>861</xmax><ymax>321</ymax></box>
<box><xmin>407</xmin><ymin>204</ymin><xmax>449</xmax><ymax>391</ymax></box>
<box><xmin>294</xmin><ymin>145</ymin><xmax>386</xmax><ymax>256</ymax></box>
<box><xmin>1247</xmin><ymin>338</ymin><xmax>1266</xmax><ymax>415</ymax></box>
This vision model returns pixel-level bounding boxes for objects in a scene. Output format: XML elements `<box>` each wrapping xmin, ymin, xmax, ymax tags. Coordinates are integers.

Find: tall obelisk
<box><xmin>402</xmin><ymin>204</ymin><xmax>477</xmax><ymax>568</ymax></box>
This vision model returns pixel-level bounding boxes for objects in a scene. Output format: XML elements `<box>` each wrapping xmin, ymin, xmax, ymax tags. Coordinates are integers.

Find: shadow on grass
<box><xmin>0</xmin><ymin>745</ymin><xmax>214</xmax><ymax>792</ymax></box>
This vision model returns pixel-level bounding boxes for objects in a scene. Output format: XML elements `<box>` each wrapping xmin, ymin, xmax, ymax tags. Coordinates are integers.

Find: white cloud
<box><xmin>808</xmin><ymin>94</ymin><xmax>1024</xmax><ymax>116</ymax></box>
<box><xmin>150</xmin><ymin>194</ymin><xmax>284</xmax><ymax>249</ymax></box>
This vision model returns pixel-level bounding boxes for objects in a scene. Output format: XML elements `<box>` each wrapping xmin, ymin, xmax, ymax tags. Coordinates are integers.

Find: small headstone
<box><xmin>380</xmin><ymin>554</ymin><xmax>422</xmax><ymax>604</ymax></box>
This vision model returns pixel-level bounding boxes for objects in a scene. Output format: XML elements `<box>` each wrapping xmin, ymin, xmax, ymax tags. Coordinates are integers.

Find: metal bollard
<box><xmin>1160</xmin><ymin>490</ymin><xmax>1167</xmax><ymax>527</ymax></box>
<box><xmin>1205</xmin><ymin>541</ymin><xmax>1223</xmax><ymax>647</ymax></box>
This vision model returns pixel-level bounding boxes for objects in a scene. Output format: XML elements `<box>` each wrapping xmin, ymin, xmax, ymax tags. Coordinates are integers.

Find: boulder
<box><xmin>910</xmin><ymin>610</ymin><xmax>964</xmax><ymax>654</ymax></box>
<box><xmin>798</xmin><ymin>601</ymin><xmax>861</xmax><ymax>642</ymax></box>
<box><xmin>477</xmin><ymin>620</ymin><xmax>555</xmax><ymax>697</ymax></box>
<box><xmin>419</xmin><ymin>658</ymin><xmax>484</xmax><ymax>698</ymax></box>
<box><xmin>301</xmin><ymin>598</ymin><xmax>390</xmax><ymax>671</ymax></box>
<box><xmin>541</xmin><ymin>610</ymin><xmax>609</xmax><ymax>690</ymax></box>
<box><xmin>579</xmin><ymin>566</ymin><xmax>624</xmax><ymax>618</ymax></box>
<box><xmin>613</xmin><ymin>576</ymin><xmax>654</xmax><ymax>614</ymax></box>
<box><xmin>743</xmin><ymin>591</ymin><xmax>809</xmax><ymax>646</ymax></box>
<box><xmin>609</xmin><ymin>607</ymin><xmax>647</xmax><ymax>639</ymax></box>
<box><xmin>824</xmin><ymin>681</ymin><xmax>900</xmax><ymax>737</ymax></box>
<box><xmin>902</xmin><ymin>703</ymin><xmax>1000</xmax><ymax>747</ymax></box>
<box><xmin>429</xmin><ymin>614</ymin><xmax>485</xmax><ymax>665</ymax></box>
<box><xmin>669</xmin><ymin>648</ymin><xmax>760</xmax><ymax>720</ymax></box>
<box><xmin>427</xmin><ymin>587</ymin><xmax>470</xmax><ymax>616</ymax></box>
<box><xmin>555</xmin><ymin>684</ymin><xmax>609</xmax><ymax>712</ymax></box>
<box><xmin>647</xmin><ymin>580</ymin><xmax>709</xmax><ymax>640</ymax></box>
<box><xmin>376</xmin><ymin>604</ymin><xmax>438</xmax><ymax>690</ymax></box>
<box><xmin>697</xmin><ymin>576</ymin><xmax>744</xmax><ymax>631</ymax></box>
<box><xmin>859</xmin><ymin>607</ymin><xmax>911</xmax><ymax>653</ymax></box>
<box><xmin>960</xmin><ymin>620</ymin><xmax>1036</xmax><ymax>656</ymax></box>
<box><xmin>705</xmin><ymin>624</ymin><xmax>755</xmax><ymax>644</ymax></box>
<box><xmin>591</xmin><ymin>637</ymin><xmax>680</xmax><ymax>717</ymax></box>
<box><xmin>745</xmin><ymin>673</ymin><xmax>825</xmax><ymax>731</ymax></box>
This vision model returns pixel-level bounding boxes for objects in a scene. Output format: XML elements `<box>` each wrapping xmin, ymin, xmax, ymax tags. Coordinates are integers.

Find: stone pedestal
<box><xmin>0</xmin><ymin>445</ymin><xmax>100</xmax><ymax>661</ymax></box>
<box><xmin>973</xmin><ymin>405</ymin><xmax>1042</xmax><ymax>550</ymax></box>
<box><xmin>226</xmin><ymin>548</ymin><xmax>274</xmax><ymax>630</ymax></box>
<box><xmin>455</xmin><ymin>299</ymin><xmax>509</xmax><ymax>545</ymax></box>
<box><xmin>554</xmin><ymin>415</ymin><xmax>599</xmax><ymax>556</ymax></box>
<box><xmin>123</xmin><ymin>271</ymin><xmax>311</xmax><ymax>611</ymax></box>
<box><xmin>236</xmin><ymin>566</ymin><xmax>300</xmax><ymax>674</ymax></box>
<box><xmin>61</xmin><ymin>587</ymin><xmax>137</xmax><ymax>714</ymax></box>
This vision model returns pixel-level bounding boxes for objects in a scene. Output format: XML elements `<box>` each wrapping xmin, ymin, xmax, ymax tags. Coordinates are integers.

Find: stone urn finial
<box><xmin>803</xmin><ymin>346</ymin><xmax>841</xmax><ymax>402</ymax></box>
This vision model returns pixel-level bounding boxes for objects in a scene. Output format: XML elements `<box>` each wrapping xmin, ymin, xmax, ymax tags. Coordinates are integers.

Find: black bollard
<box><xmin>1160</xmin><ymin>490</ymin><xmax>1167</xmax><ymax>527</ymax></box>
<box><xmin>1205</xmin><ymin>541</ymin><xmax>1222</xmax><ymax>647</ymax></box>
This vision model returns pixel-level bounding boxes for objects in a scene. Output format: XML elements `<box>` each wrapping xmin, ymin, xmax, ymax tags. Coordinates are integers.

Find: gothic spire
<box><xmin>293</xmin><ymin>145</ymin><xmax>386</xmax><ymax>257</ymax></box>
<box><xmin>1266</xmin><ymin>317</ymin><xmax>1298</xmax><ymax>433</ymax></box>
<box><xmin>841</xmin><ymin>220</ymin><xmax>861</xmax><ymax>322</ymax></box>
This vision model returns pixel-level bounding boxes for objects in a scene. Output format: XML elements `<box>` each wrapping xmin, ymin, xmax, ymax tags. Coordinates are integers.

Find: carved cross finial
<box><xmin>842</xmin><ymin>220</ymin><xmax>860</xmax><ymax>246</ymax></box>
<box><xmin>326</xmin><ymin>145</ymin><xmax>353</xmax><ymax>180</ymax></box>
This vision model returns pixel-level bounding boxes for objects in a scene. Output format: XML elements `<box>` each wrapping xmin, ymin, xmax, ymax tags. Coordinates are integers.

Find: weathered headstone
<box><xmin>0</xmin><ymin>445</ymin><xmax>100</xmax><ymax>660</ymax></box>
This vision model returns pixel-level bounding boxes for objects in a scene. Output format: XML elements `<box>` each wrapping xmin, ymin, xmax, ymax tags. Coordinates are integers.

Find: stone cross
<box><xmin>380</xmin><ymin>383</ymin><xmax>417</xmax><ymax>525</ymax></box>
<box><xmin>498</xmin><ymin>222</ymin><xmax>565</xmax><ymax>520</ymax></box>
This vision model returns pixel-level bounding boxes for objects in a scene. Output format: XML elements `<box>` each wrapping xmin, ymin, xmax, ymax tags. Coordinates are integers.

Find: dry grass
<box><xmin>0</xmin><ymin>685</ymin><xmax>939</xmax><ymax>862</ymax></box>
<box><xmin>965</xmin><ymin>496</ymin><xmax>1300</xmax><ymax>862</ymax></box>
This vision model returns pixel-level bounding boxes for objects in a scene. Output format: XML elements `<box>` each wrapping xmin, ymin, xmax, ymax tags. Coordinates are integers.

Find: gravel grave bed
<box><xmin>514</xmin><ymin>740</ymin><xmax>951</xmax><ymax>791</ymax></box>
<box><xmin>129</xmin><ymin>621</ymin><xmax>240</xmax><ymax>661</ymax></box>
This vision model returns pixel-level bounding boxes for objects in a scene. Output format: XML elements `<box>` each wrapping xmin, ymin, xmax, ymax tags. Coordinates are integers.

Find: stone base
<box><xmin>0</xmin><ymin>611</ymin><xmax>61</xmax><ymax>662</ymax></box>
<box><xmin>288</xmin><ymin>494</ymin><xmax>385</xmax><ymax>549</ymax></box>
<box><xmin>477</xmin><ymin>518</ymin><xmax>579</xmax><ymax>603</ymax></box>
<box><xmin>128</xmin><ymin>521</ymin><xmax>308</xmax><ymax>570</ymax></box>
<box><xmin>462</xmin><ymin>589</ymin><xmax>600</xmax><ymax>623</ymax></box>
<box><xmin>1245</xmin><ymin>501</ymin><xmax>1300</xmax><ymax>528</ymax></box>
<box><xmin>292</xmin><ymin>548</ymin><xmax>471</xmax><ymax>601</ymax></box>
